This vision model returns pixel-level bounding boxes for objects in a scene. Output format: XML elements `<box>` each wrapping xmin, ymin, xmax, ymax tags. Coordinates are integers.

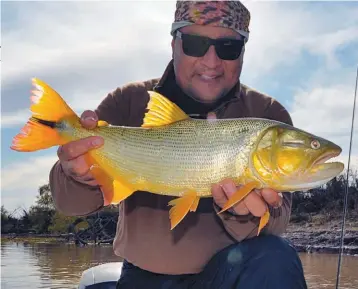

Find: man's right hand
<box><xmin>57</xmin><ymin>110</ymin><xmax>104</xmax><ymax>186</ymax></box>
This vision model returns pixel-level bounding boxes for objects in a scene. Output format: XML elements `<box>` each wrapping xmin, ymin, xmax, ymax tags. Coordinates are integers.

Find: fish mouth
<box><xmin>304</xmin><ymin>150</ymin><xmax>344</xmax><ymax>186</ymax></box>
<box><xmin>311</xmin><ymin>150</ymin><xmax>341</xmax><ymax>168</ymax></box>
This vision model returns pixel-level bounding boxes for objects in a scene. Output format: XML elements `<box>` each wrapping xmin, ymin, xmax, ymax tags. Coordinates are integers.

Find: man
<box><xmin>50</xmin><ymin>1</ymin><xmax>308</xmax><ymax>288</ymax></box>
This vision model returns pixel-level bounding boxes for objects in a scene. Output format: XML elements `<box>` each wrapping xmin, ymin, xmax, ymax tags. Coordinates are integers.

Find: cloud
<box><xmin>290</xmin><ymin>83</ymin><xmax>357</xmax><ymax>138</ymax></box>
<box><xmin>1</xmin><ymin>1</ymin><xmax>175</xmax><ymax>115</ymax></box>
<box><xmin>1</xmin><ymin>109</ymin><xmax>31</xmax><ymax>127</ymax></box>
<box><xmin>1</xmin><ymin>154</ymin><xmax>58</xmax><ymax>191</ymax></box>
<box><xmin>243</xmin><ymin>1</ymin><xmax>358</xmax><ymax>71</ymax></box>
<box><xmin>1</xmin><ymin>154</ymin><xmax>59</xmax><ymax>211</ymax></box>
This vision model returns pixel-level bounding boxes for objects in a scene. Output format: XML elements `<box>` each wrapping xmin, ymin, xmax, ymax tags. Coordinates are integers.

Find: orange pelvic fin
<box><xmin>257</xmin><ymin>209</ymin><xmax>270</xmax><ymax>236</ymax></box>
<box><xmin>217</xmin><ymin>180</ymin><xmax>271</xmax><ymax>235</ymax></box>
<box><xmin>217</xmin><ymin>181</ymin><xmax>260</xmax><ymax>213</ymax></box>
<box><xmin>84</xmin><ymin>153</ymin><xmax>135</xmax><ymax>206</ymax></box>
<box><xmin>168</xmin><ymin>191</ymin><xmax>200</xmax><ymax>230</ymax></box>
<box><xmin>11</xmin><ymin>78</ymin><xmax>78</xmax><ymax>152</ymax></box>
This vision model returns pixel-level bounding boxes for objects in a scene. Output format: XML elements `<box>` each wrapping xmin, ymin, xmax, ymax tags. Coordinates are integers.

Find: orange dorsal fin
<box><xmin>141</xmin><ymin>91</ymin><xmax>189</xmax><ymax>128</ymax></box>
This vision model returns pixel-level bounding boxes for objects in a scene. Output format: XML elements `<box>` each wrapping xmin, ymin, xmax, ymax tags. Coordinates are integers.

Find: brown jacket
<box><xmin>49</xmin><ymin>60</ymin><xmax>293</xmax><ymax>275</ymax></box>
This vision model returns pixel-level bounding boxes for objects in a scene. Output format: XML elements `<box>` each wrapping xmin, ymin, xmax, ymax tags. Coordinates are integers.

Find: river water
<box><xmin>1</xmin><ymin>240</ymin><xmax>357</xmax><ymax>289</ymax></box>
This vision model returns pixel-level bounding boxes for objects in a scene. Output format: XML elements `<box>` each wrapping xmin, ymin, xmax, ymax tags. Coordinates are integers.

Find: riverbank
<box><xmin>2</xmin><ymin>214</ymin><xmax>358</xmax><ymax>255</ymax></box>
<box><xmin>284</xmin><ymin>213</ymin><xmax>358</xmax><ymax>255</ymax></box>
<box><xmin>1</xmin><ymin>233</ymin><xmax>70</xmax><ymax>244</ymax></box>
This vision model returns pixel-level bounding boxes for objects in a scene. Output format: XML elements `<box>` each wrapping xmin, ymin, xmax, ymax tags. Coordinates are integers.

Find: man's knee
<box><xmin>252</xmin><ymin>234</ymin><xmax>296</xmax><ymax>255</ymax></box>
<box><xmin>225</xmin><ymin>234</ymin><xmax>298</xmax><ymax>267</ymax></box>
<box><xmin>226</xmin><ymin>235</ymin><xmax>307</xmax><ymax>288</ymax></box>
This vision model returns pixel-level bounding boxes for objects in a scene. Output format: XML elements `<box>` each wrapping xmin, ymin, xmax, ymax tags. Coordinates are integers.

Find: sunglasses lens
<box><xmin>215</xmin><ymin>39</ymin><xmax>244</xmax><ymax>60</ymax></box>
<box><xmin>181</xmin><ymin>34</ymin><xmax>210</xmax><ymax>57</ymax></box>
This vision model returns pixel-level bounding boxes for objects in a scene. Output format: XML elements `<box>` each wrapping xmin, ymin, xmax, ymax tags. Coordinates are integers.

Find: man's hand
<box><xmin>212</xmin><ymin>179</ymin><xmax>283</xmax><ymax>217</ymax></box>
<box><xmin>57</xmin><ymin>110</ymin><xmax>104</xmax><ymax>186</ymax></box>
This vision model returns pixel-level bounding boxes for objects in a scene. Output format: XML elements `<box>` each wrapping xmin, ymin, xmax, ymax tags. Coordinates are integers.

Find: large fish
<box><xmin>11</xmin><ymin>78</ymin><xmax>345</xmax><ymax>234</ymax></box>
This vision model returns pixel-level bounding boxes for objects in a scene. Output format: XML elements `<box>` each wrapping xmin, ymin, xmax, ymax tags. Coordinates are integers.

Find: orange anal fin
<box><xmin>217</xmin><ymin>181</ymin><xmax>260</xmax><ymax>214</ymax></box>
<box><xmin>112</xmin><ymin>180</ymin><xmax>135</xmax><ymax>204</ymax></box>
<box><xmin>89</xmin><ymin>164</ymin><xmax>114</xmax><ymax>206</ymax></box>
<box><xmin>84</xmin><ymin>153</ymin><xmax>135</xmax><ymax>206</ymax></box>
<box><xmin>168</xmin><ymin>191</ymin><xmax>199</xmax><ymax>230</ymax></box>
<box><xmin>257</xmin><ymin>209</ymin><xmax>270</xmax><ymax>236</ymax></box>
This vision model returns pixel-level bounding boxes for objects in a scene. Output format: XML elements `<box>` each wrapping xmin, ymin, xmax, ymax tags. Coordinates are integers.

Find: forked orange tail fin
<box><xmin>10</xmin><ymin>78</ymin><xmax>78</xmax><ymax>152</ymax></box>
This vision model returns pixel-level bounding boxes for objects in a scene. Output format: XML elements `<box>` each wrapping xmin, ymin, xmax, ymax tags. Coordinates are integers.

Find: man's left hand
<box><xmin>212</xmin><ymin>179</ymin><xmax>283</xmax><ymax>217</ymax></box>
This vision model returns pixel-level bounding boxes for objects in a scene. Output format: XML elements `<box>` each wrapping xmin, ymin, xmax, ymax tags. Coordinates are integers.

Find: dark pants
<box><xmin>116</xmin><ymin>234</ymin><xmax>308</xmax><ymax>289</ymax></box>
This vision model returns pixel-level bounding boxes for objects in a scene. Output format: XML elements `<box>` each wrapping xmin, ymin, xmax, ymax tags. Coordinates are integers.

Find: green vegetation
<box><xmin>1</xmin><ymin>184</ymin><xmax>118</xmax><ymax>237</ymax></box>
<box><xmin>1</xmin><ymin>170</ymin><xmax>357</xmax><ymax>237</ymax></box>
<box><xmin>290</xmin><ymin>170</ymin><xmax>358</xmax><ymax>226</ymax></box>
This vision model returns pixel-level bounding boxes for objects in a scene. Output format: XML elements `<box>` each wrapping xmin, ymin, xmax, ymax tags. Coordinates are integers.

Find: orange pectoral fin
<box><xmin>168</xmin><ymin>191</ymin><xmax>200</xmax><ymax>230</ymax></box>
<box><xmin>85</xmin><ymin>153</ymin><xmax>135</xmax><ymax>205</ymax></box>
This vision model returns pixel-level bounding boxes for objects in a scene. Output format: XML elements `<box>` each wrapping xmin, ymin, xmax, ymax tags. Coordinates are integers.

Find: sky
<box><xmin>1</xmin><ymin>0</ymin><xmax>358</xmax><ymax>214</ymax></box>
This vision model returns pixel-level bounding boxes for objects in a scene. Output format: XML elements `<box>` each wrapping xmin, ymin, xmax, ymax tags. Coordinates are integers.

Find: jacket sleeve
<box><xmin>214</xmin><ymin>99</ymin><xmax>294</xmax><ymax>241</ymax></box>
<box><xmin>49</xmin><ymin>88</ymin><xmax>127</xmax><ymax>216</ymax></box>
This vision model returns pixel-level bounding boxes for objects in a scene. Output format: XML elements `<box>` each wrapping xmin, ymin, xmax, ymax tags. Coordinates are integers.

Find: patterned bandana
<box><xmin>171</xmin><ymin>1</ymin><xmax>251</xmax><ymax>41</ymax></box>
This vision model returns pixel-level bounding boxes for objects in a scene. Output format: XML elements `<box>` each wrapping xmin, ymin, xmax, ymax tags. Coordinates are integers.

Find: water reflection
<box><xmin>299</xmin><ymin>253</ymin><xmax>358</xmax><ymax>289</ymax></box>
<box><xmin>1</xmin><ymin>240</ymin><xmax>121</xmax><ymax>289</ymax></box>
<box><xmin>1</xmin><ymin>240</ymin><xmax>357</xmax><ymax>289</ymax></box>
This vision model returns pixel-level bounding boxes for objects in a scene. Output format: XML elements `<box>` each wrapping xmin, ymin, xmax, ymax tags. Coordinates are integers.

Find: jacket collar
<box><xmin>153</xmin><ymin>59</ymin><xmax>242</xmax><ymax>118</ymax></box>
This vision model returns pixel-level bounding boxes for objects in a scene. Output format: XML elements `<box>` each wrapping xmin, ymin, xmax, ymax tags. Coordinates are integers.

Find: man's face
<box><xmin>172</xmin><ymin>24</ymin><xmax>245</xmax><ymax>103</ymax></box>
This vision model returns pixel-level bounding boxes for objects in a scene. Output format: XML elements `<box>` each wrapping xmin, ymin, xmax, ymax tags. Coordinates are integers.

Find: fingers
<box><xmin>243</xmin><ymin>190</ymin><xmax>267</xmax><ymax>217</ymax></box>
<box><xmin>206</xmin><ymin>112</ymin><xmax>217</xmax><ymax>120</ymax></box>
<box><xmin>60</xmin><ymin>154</ymin><xmax>98</xmax><ymax>186</ymax></box>
<box><xmin>211</xmin><ymin>183</ymin><xmax>228</xmax><ymax>208</ymax></box>
<box><xmin>80</xmin><ymin>110</ymin><xmax>99</xmax><ymax>129</ymax></box>
<box><xmin>61</xmin><ymin>154</ymin><xmax>91</xmax><ymax>177</ymax></box>
<box><xmin>57</xmin><ymin>136</ymin><xmax>104</xmax><ymax>161</ymax></box>
<box><xmin>212</xmin><ymin>179</ymin><xmax>249</xmax><ymax>215</ymax></box>
<box><xmin>212</xmin><ymin>179</ymin><xmax>282</xmax><ymax>217</ymax></box>
<box><xmin>56</xmin><ymin>110</ymin><xmax>103</xmax><ymax>187</ymax></box>
<box><xmin>261</xmin><ymin>188</ymin><xmax>283</xmax><ymax>208</ymax></box>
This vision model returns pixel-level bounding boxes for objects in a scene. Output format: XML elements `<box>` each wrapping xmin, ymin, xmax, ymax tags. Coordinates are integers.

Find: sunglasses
<box><xmin>176</xmin><ymin>31</ymin><xmax>245</xmax><ymax>61</ymax></box>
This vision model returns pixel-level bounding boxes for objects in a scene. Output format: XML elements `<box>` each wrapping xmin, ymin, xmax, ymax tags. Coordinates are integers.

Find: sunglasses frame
<box><xmin>176</xmin><ymin>30</ymin><xmax>246</xmax><ymax>61</ymax></box>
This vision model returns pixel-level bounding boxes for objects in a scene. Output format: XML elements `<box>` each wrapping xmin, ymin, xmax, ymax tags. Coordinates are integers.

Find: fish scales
<box><xmin>67</xmin><ymin>117</ymin><xmax>277</xmax><ymax>196</ymax></box>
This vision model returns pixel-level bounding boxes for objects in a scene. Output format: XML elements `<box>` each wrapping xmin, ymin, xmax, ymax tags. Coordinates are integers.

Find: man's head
<box><xmin>170</xmin><ymin>1</ymin><xmax>250</xmax><ymax>103</ymax></box>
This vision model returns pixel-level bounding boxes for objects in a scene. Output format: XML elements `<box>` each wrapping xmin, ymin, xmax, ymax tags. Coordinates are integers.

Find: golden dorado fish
<box><xmin>11</xmin><ymin>78</ymin><xmax>345</xmax><ymax>234</ymax></box>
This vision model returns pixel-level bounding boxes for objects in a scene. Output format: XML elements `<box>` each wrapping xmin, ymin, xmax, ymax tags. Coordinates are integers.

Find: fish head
<box><xmin>251</xmin><ymin>123</ymin><xmax>344</xmax><ymax>191</ymax></box>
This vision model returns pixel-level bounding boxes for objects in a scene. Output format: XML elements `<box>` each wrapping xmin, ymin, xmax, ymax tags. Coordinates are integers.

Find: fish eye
<box><xmin>311</xmin><ymin>140</ymin><xmax>320</xmax><ymax>149</ymax></box>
